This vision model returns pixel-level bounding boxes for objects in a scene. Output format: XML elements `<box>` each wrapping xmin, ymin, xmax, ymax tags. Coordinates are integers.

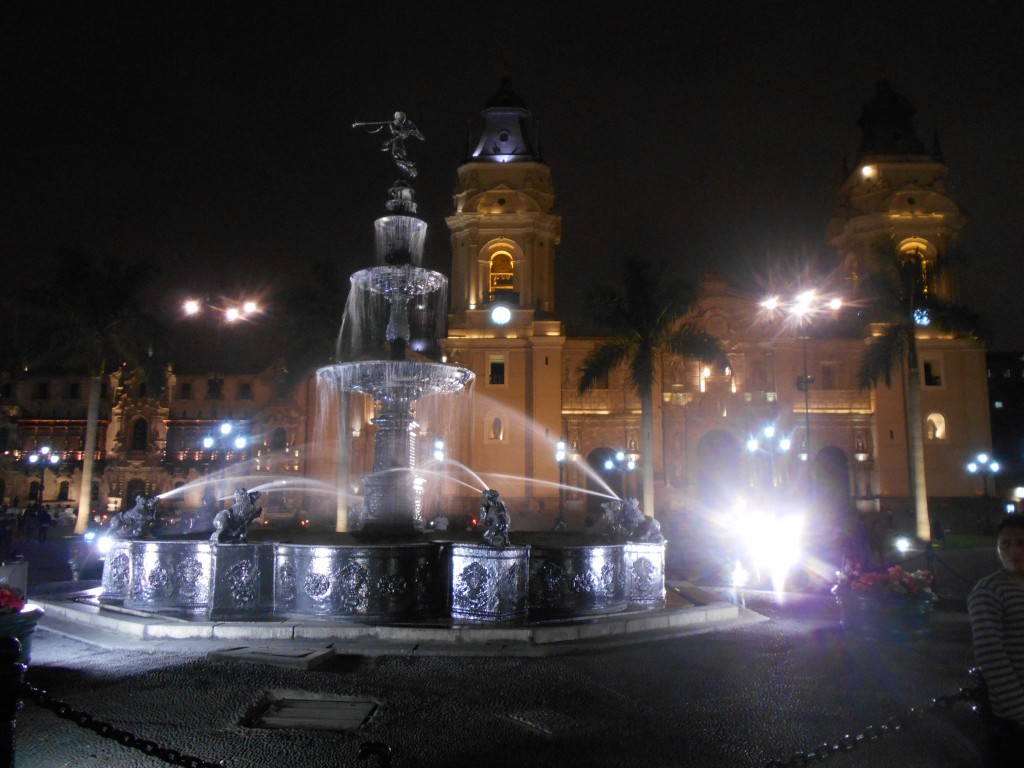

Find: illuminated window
<box><xmin>925</xmin><ymin>413</ymin><xmax>947</xmax><ymax>441</ymax></box>
<box><xmin>488</xmin><ymin>251</ymin><xmax>515</xmax><ymax>300</ymax></box>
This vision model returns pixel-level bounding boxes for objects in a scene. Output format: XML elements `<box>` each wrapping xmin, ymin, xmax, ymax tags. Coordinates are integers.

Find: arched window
<box><xmin>131</xmin><ymin>418</ymin><xmax>148</xmax><ymax>451</ymax></box>
<box><xmin>925</xmin><ymin>412</ymin><xmax>947</xmax><ymax>441</ymax></box>
<box><xmin>484</xmin><ymin>410</ymin><xmax>507</xmax><ymax>442</ymax></box>
<box><xmin>58</xmin><ymin>481</ymin><xmax>70</xmax><ymax>501</ymax></box>
<box><xmin>270</xmin><ymin>427</ymin><xmax>288</xmax><ymax>451</ymax></box>
<box><xmin>488</xmin><ymin>250</ymin><xmax>515</xmax><ymax>300</ymax></box>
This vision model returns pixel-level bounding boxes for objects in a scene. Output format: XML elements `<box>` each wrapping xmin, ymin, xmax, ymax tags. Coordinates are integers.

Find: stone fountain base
<box><xmin>100</xmin><ymin>536</ymin><xmax>665</xmax><ymax>624</ymax></box>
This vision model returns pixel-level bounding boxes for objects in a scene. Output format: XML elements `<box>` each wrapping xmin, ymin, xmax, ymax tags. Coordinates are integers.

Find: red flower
<box><xmin>833</xmin><ymin>567</ymin><xmax>935</xmax><ymax>601</ymax></box>
<box><xmin>0</xmin><ymin>586</ymin><xmax>27</xmax><ymax>615</ymax></box>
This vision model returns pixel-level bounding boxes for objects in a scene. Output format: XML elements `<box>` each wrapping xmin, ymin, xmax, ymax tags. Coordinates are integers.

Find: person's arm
<box><xmin>969</xmin><ymin>581</ymin><xmax>1024</xmax><ymax>725</ymax></box>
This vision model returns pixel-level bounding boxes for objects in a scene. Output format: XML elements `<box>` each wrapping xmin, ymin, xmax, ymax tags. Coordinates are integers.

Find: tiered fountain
<box><xmin>97</xmin><ymin>112</ymin><xmax>666</xmax><ymax>624</ymax></box>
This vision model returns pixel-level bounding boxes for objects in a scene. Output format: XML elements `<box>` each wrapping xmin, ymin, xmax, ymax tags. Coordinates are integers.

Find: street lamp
<box><xmin>182</xmin><ymin>296</ymin><xmax>261</xmax><ymax>323</ymax></box>
<box><xmin>746</xmin><ymin>424</ymin><xmax>792</xmax><ymax>490</ymax></box>
<box><xmin>26</xmin><ymin>445</ymin><xmax>62</xmax><ymax>504</ymax></box>
<box><xmin>966</xmin><ymin>452</ymin><xmax>1000</xmax><ymax>498</ymax></box>
<box><xmin>200</xmin><ymin>421</ymin><xmax>249</xmax><ymax>461</ymax></box>
<box><xmin>761</xmin><ymin>289</ymin><xmax>843</xmax><ymax>484</ymax></box>
<box><xmin>602</xmin><ymin>449</ymin><xmax>638</xmax><ymax>502</ymax></box>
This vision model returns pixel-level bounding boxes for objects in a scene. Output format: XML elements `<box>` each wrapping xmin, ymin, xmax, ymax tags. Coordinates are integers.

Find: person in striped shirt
<box><xmin>968</xmin><ymin>513</ymin><xmax>1024</xmax><ymax>766</ymax></box>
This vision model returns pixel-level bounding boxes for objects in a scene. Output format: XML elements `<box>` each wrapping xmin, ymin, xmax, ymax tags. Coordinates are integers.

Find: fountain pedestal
<box><xmin>448</xmin><ymin>543</ymin><xmax>530</xmax><ymax>621</ymax></box>
<box><xmin>623</xmin><ymin>542</ymin><xmax>666</xmax><ymax>608</ymax></box>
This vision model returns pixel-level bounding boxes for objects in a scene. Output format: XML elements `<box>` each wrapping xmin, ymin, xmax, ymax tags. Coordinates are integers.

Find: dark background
<box><xmin>4</xmin><ymin>1</ymin><xmax>1022</xmax><ymax>349</ymax></box>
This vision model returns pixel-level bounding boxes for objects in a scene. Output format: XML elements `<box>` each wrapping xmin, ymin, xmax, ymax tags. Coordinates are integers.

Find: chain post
<box><xmin>1</xmin><ymin>637</ymin><xmax>25</xmax><ymax>768</ymax></box>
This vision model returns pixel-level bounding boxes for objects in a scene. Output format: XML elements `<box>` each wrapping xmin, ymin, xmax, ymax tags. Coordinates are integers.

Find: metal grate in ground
<box><xmin>241</xmin><ymin>690</ymin><xmax>378</xmax><ymax>731</ymax></box>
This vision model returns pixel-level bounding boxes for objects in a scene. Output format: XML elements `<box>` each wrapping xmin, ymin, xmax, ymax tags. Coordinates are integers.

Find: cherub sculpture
<box><xmin>108</xmin><ymin>494</ymin><xmax>159</xmax><ymax>539</ymax></box>
<box><xmin>479</xmin><ymin>489</ymin><xmax>511</xmax><ymax>549</ymax></box>
<box><xmin>601</xmin><ymin>498</ymin><xmax>665</xmax><ymax>544</ymax></box>
<box><xmin>210</xmin><ymin>487</ymin><xmax>263</xmax><ymax>544</ymax></box>
<box><xmin>352</xmin><ymin>111</ymin><xmax>425</xmax><ymax>179</ymax></box>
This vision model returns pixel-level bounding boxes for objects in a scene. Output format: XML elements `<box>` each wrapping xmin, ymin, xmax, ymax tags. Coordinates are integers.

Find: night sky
<box><xmin>5</xmin><ymin>2</ymin><xmax>1023</xmax><ymax>350</ymax></box>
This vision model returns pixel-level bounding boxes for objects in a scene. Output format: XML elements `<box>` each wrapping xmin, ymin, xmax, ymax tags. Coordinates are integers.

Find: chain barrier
<box><xmin>764</xmin><ymin>671</ymin><xmax>990</xmax><ymax>768</ymax></box>
<box><xmin>18</xmin><ymin>679</ymin><xmax>226</xmax><ymax>768</ymax></box>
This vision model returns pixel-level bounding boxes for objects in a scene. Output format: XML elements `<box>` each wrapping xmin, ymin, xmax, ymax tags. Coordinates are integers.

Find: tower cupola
<box><xmin>470</xmin><ymin>76</ymin><xmax>539</xmax><ymax>163</ymax></box>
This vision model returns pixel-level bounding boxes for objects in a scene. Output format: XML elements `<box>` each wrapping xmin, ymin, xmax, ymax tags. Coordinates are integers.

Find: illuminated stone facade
<box><xmin>0</xmin><ymin>78</ymin><xmax>992</xmax><ymax>536</ymax></box>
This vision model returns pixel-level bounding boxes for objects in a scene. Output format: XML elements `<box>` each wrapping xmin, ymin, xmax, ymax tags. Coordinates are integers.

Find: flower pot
<box><xmin>0</xmin><ymin>605</ymin><xmax>44</xmax><ymax>664</ymax></box>
<box><xmin>838</xmin><ymin>593</ymin><xmax>934</xmax><ymax>638</ymax></box>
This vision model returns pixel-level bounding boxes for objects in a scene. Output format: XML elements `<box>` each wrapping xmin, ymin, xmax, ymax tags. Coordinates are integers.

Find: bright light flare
<box><xmin>183</xmin><ymin>299</ymin><xmax>201</xmax><ymax>316</ymax></box>
<box><xmin>225</xmin><ymin>307</ymin><xmax>242</xmax><ymax>322</ymax></box>
<box><xmin>895</xmin><ymin>536</ymin><xmax>912</xmax><ymax>554</ymax></box>
<box><xmin>730</xmin><ymin>505</ymin><xmax>805</xmax><ymax>593</ymax></box>
<box><xmin>97</xmin><ymin>535</ymin><xmax>114</xmax><ymax>555</ymax></box>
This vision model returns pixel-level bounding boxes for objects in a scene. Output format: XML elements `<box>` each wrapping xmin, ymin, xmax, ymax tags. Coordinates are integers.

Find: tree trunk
<box><xmin>640</xmin><ymin>385</ymin><xmax>656</xmax><ymax>516</ymax></box>
<box><xmin>75</xmin><ymin>374</ymin><xmax>102</xmax><ymax>534</ymax></box>
<box><xmin>906</xmin><ymin>340</ymin><xmax>930</xmax><ymax>541</ymax></box>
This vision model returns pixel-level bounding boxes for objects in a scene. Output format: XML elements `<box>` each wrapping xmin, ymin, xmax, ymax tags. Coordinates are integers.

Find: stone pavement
<box><xmin>6</xmin><ymin>540</ymin><xmax>1003</xmax><ymax>766</ymax></box>
<box><xmin>11</xmin><ymin>588</ymin><xmax>990</xmax><ymax>768</ymax></box>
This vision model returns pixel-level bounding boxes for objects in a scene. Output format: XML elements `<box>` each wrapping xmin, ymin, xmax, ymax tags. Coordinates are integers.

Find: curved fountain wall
<box><xmin>98</xmin><ymin>538</ymin><xmax>665</xmax><ymax>621</ymax></box>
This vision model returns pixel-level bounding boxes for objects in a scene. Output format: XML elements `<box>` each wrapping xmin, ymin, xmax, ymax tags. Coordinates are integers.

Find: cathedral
<box><xmin>0</xmin><ymin>78</ymin><xmax>992</xmax><ymax>541</ymax></box>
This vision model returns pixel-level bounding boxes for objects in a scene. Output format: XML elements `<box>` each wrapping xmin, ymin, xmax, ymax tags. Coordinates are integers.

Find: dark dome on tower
<box><xmin>855</xmin><ymin>78</ymin><xmax>928</xmax><ymax>162</ymax></box>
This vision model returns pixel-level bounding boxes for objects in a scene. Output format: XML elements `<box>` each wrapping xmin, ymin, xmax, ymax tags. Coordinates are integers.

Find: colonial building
<box><xmin>0</xmin><ymin>78</ymin><xmax>993</xmax><ymax>540</ymax></box>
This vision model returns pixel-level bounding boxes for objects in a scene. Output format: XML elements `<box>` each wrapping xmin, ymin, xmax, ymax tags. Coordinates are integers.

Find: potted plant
<box><xmin>0</xmin><ymin>583</ymin><xmax>44</xmax><ymax>663</ymax></box>
<box><xmin>832</xmin><ymin>565</ymin><xmax>937</xmax><ymax>638</ymax></box>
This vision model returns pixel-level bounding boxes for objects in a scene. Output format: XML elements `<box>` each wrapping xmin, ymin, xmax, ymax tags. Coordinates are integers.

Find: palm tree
<box><xmin>30</xmin><ymin>251</ymin><xmax>165</xmax><ymax>534</ymax></box>
<box><xmin>857</xmin><ymin>243</ymin><xmax>984</xmax><ymax>541</ymax></box>
<box><xmin>578</xmin><ymin>258</ymin><xmax>723</xmax><ymax>516</ymax></box>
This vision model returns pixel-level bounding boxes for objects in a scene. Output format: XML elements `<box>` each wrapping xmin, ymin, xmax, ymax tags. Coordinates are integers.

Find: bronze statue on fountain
<box><xmin>210</xmin><ymin>488</ymin><xmax>263</xmax><ymax>544</ymax></box>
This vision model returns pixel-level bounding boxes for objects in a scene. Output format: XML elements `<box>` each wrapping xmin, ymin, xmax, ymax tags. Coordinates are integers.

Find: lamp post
<box><xmin>555</xmin><ymin>440</ymin><xmax>567</xmax><ymax>528</ymax></box>
<box><xmin>746</xmin><ymin>424</ymin><xmax>792</xmax><ymax>491</ymax></box>
<box><xmin>761</xmin><ymin>289</ymin><xmax>842</xmax><ymax>489</ymax></box>
<box><xmin>966</xmin><ymin>453</ymin><xmax>1000</xmax><ymax>498</ymax></box>
<box><xmin>603</xmin><ymin>449</ymin><xmax>638</xmax><ymax>501</ymax></box>
<box><xmin>26</xmin><ymin>445</ymin><xmax>62</xmax><ymax>504</ymax></box>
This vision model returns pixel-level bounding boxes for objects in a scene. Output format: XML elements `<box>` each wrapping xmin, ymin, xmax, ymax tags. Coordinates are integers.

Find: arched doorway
<box><xmin>695</xmin><ymin>430</ymin><xmax>743</xmax><ymax>514</ymax></box>
<box><xmin>815</xmin><ymin>446</ymin><xmax>851</xmax><ymax>528</ymax></box>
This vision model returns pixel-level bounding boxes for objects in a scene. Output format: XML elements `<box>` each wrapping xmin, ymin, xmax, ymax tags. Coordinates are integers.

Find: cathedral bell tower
<box><xmin>827</xmin><ymin>77</ymin><xmax>965</xmax><ymax>302</ymax></box>
<box><xmin>443</xmin><ymin>77</ymin><xmax>565</xmax><ymax>514</ymax></box>
<box><xmin>446</xmin><ymin>76</ymin><xmax>562</xmax><ymax>332</ymax></box>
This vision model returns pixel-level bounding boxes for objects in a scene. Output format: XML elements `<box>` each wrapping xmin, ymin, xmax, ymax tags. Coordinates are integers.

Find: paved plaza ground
<box><xmin>4</xmin><ymin>530</ymin><xmax>1005</xmax><ymax>767</ymax></box>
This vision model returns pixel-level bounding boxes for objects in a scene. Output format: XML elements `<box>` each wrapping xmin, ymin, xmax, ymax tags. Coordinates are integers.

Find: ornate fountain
<box><xmin>97</xmin><ymin>111</ymin><xmax>664</xmax><ymax>623</ymax></box>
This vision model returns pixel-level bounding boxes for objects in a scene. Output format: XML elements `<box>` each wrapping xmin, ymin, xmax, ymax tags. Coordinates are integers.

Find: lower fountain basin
<box><xmin>101</xmin><ymin>534</ymin><xmax>664</xmax><ymax>623</ymax></box>
<box><xmin>527</xmin><ymin>542</ymin><xmax>628</xmax><ymax>618</ymax></box>
<box><xmin>273</xmin><ymin>541</ymin><xmax>442</xmax><ymax>620</ymax></box>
